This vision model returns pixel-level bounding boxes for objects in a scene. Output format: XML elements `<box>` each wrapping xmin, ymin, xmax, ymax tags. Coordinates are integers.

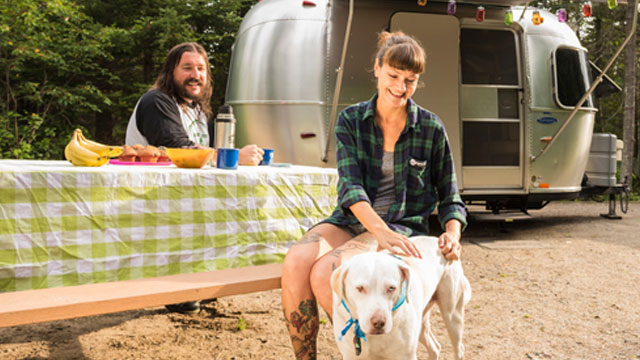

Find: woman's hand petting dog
<box><xmin>438</xmin><ymin>231</ymin><xmax>461</xmax><ymax>260</ymax></box>
<box><xmin>373</xmin><ymin>226</ymin><xmax>422</xmax><ymax>259</ymax></box>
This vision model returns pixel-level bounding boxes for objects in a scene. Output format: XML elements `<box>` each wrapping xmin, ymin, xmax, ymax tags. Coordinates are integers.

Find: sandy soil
<box><xmin>1</xmin><ymin>201</ymin><xmax>639</xmax><ymax>360</ymax></box>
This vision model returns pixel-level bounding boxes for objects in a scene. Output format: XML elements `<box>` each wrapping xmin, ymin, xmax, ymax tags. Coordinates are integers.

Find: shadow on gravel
<box><xmin>446</xmin><ymin>202</ymin><xmax>639</xmax><ymax>250</ymax></box>
<box><xmin>466</xmin><ymin>213</ymin><xmax>597</xmax><ymax>236</ymax></box>
<box><xmin>0</xmin><ymin>308</ymin><xmax>165</xmax><ymax>359</ymax></box>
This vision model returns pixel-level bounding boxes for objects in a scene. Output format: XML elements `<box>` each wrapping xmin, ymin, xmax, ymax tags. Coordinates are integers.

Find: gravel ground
<box><xmin>1</xmin><ymin>200</ymin><xmax>638</xmax><ymax>360</ymax></box>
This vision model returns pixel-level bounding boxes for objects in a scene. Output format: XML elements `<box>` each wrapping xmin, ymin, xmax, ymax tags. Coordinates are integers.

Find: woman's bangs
<box><xmin>383</xmin><ymin>44</ymin><xmax>425</xmax><ymax>74</ymax></box>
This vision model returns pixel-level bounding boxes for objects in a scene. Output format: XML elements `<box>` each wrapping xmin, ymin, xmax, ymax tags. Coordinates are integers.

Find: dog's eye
<box><xmin>387</xmin><ymin>286</ymin><xmax>396</xmax><ymax>294</ymax></box>
<box><xmin>356</xmin><ymin>286</ymin><xmax>366</xmax><ymax>294</ymax></box>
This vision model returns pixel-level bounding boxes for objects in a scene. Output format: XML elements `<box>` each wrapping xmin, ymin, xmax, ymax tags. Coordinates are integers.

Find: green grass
<box><xmin>236</xmin><ymin>317</ymin><xmax>247</xmax><ymax>331</ymax></box>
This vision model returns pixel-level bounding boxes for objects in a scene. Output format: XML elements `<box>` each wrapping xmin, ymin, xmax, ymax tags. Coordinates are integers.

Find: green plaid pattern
<box><xmin>0</xmin><ymin>160</ymin><xmax>337</xmax><ymax>292</ymax></box>
<box><xmin>324</xmin><ymin>93</ymin><xmax>467</xmax><ymax>236</ymax></box>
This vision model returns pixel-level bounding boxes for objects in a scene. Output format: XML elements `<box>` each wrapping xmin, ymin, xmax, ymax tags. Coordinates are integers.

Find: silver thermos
<box><xmin>214</xmin><ymin>104</ymin><xmax>236</xmax><ymax>149</ymax></box>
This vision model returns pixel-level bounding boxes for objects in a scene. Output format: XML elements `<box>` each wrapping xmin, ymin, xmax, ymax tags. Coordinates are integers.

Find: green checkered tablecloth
<box><xmin>0</xmin><ymin>160</ymin><xmax>338</xmax><ymax>292</ymax></box>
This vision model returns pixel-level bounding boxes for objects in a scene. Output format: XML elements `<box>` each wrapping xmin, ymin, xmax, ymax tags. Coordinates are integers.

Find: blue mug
<box><xmin>217</xmin><ymin>148</ymin><xmax>239</xmax><ymax>169</ymax></box>
<box><xmin>260</xmin><ymin>149</ymin><xmax>274</xmax><ymax>166</ymax></box>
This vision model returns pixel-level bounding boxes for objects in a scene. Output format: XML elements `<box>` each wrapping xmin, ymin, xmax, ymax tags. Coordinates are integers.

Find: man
<box><xmin>126</xmin><ymin>42</ymin><xmax>264</xmax><ymax>314</ymax></box>
<box><xmin>126</xmin><ymin>42</ymin><xmax>264</xmax><ymax>164</ymax></box>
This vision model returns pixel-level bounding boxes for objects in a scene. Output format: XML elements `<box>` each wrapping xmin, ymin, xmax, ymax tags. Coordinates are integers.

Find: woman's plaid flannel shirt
<box><xmin>322</xmin><ymin>93</ymin><xmax>467</xmax><ymax>236</ymax></box>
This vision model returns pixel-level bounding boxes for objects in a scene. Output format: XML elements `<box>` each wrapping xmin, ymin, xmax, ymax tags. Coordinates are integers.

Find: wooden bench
<box><xmin>0</xmin><ymin>263</ymin><xmax>282</xmax><ymax>328</ymax></box>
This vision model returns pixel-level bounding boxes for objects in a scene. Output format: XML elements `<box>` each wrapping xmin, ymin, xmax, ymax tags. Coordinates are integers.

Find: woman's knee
<box><xmin>309</xmin><ymin>255</ymin><xmax>337</xmax><ymax>294</ymax></box>
<box><xmin>282</xmin><ymin>235</ymin><xmax>325</xmax><ymax>291</ymax></box>
<box><xmin>282</xmin><ymin>247</ymin><xmax>315</xmax><ymax>284</ymax></box>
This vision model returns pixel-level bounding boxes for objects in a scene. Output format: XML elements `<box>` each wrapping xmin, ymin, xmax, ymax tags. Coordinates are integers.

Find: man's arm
<box><xmin>136</xmin><ymin>90</ymin><xmax>195</xmax><ymax>148</ymax></box>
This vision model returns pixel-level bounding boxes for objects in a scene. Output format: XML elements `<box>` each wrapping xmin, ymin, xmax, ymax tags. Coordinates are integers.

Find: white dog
<box><xmin>330</xmin><ymin>236</ymin><xmax>471</xmax><ymax>360</ymax></box>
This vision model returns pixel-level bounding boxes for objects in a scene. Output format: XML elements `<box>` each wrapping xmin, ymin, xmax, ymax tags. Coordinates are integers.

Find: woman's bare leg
<box><xmin>281</xmin><ymin>223</ymin><xmax>352</xmax><ymax>360</ymax></box>
<box><xmin>310</xmin><ymin>232</ymin><xmax>378</xmax><ymax>316</ymax></box>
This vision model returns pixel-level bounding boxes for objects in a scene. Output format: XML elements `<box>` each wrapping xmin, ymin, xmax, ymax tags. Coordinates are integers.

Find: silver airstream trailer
<box><xmin>225</xmin><ymin>0</ymin><xmax>626</xmax><ymax>213</ymax></box>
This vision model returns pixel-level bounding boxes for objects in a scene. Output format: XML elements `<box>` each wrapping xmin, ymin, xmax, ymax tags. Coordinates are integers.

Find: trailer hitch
<box><xmin>600</xmin><ymin>176</ymin><xmax>630</xmax><ymax>219</ymax></box>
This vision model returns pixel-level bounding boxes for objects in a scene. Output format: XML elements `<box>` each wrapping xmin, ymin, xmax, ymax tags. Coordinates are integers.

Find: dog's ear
<box><xmin>330</xmin><ymin>263</ymin><xmax>349</xmax><ymax>302</ymax></box>
<box><xmin>398</xmin><ymin>262</ymin><xmax>410</xmax><ymax>304</ymax></box>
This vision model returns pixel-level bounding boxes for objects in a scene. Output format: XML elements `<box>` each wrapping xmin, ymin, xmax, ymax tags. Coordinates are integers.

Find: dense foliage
<box><xmin>0</xmin><ymin>0</ymin><xmax>253</xmax><ymax>160</ymax></box>
<box><xmin>0</xmin><ymin>0</ymin><xmax>113</xmax><ymax>159</ymax></box>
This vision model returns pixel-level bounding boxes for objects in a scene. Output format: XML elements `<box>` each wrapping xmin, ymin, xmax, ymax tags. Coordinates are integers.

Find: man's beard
<box><xmin>177</xmin><ymin>78</ymin><xmax>207</xmax><ymax>102</ymax></box>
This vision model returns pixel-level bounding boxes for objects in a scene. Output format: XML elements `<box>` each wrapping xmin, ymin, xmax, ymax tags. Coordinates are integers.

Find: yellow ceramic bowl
<box><xmin>165</xmin><ymin>148</ymin><xmax>216</xmax><ymax>168</ymax></box>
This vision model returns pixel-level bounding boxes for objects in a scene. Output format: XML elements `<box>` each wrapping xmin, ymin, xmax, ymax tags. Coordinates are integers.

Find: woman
<box><xmin>281</xmin><ymin>31</ymin><xmax>467</xmax><ymax>359</ymax></box>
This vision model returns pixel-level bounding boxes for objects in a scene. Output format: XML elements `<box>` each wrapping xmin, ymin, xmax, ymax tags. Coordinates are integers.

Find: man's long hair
<box><xmin>153</xmin><ymin>42</ymin><xmax>214</xmax><ymax>118</ymax></box>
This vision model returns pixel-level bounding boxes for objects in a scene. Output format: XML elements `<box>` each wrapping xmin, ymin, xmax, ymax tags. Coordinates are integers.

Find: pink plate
<box><xmin>109</xmin><ymin>159</ymin><xmax>173</xmax><ymax>166</ymax></box>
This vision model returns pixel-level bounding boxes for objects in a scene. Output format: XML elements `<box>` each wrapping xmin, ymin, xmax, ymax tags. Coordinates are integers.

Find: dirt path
<box><xmin>1</xmin><ymin>201</ymin><xmax>639</xmax><ymax>359</ymax></box>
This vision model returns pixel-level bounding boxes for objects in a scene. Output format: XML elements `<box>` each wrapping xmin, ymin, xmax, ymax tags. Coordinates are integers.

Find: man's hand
<box><xmin>238</xmin><ymin>144</ymin><xmax>264</xmax><ymax>166</ymax></box>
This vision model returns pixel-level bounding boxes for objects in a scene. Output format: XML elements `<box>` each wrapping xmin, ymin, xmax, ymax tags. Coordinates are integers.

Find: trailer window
<box><xmin>460</xmin><ymin>29</ymin><xmax>518</xmax><ymax>85</ymax></box>
<box><xmin>554</xmin><ymin>48</ymin><xmax>593</xmax><ymax>108</ymax></box>
<box><xmin>463</xmin><ymin>122</ymin><xmax>519</xmax><ymax>166</ymax></box>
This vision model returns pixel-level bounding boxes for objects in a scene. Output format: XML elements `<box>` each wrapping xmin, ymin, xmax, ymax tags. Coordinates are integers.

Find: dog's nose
<box><xmin>371</xmin><ymin>315</ymin><xmax>386</xmax><ymax>330</ymax></box>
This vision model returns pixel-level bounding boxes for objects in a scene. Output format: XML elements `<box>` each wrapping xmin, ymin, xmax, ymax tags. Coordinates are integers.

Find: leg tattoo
<box><xmin>285</xmin><ymin>299</ymin><xmax>319</xmax><ymax>360</ymax></box>
<box><xmin>293</xmin><ymin>232</ymin><xmax>323</xmax><ymax>246</ymax></box>
<box><xmin>330</xmin><ymin>242</ymin><xmax>370</xmax><ymax>259</ymax></box>
<box><xmin>329</xmin><ymin>234</ymin><xmax>377</xmax><ymax>271</ymax></box>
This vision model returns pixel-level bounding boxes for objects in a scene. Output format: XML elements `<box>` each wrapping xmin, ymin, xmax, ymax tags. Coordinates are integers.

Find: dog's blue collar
<box><xmin>389</xmin><ymin>254</ymin><xmax>408</xmax><ymax>312</ymax></box>
<box><xmin>391</xmin><ymin>280</ymin><xmax>407</xmax><ymax>312</ymax></box>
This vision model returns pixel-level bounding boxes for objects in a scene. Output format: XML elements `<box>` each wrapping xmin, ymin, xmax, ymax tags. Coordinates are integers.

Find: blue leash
<box><xmin>338</xmin><ymin>298</ymin><xmax>367</xmax><ymax>342</ymax></box>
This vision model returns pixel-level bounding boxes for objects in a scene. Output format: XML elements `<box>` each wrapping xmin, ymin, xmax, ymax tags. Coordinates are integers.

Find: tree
<box><xmin>0</xmin><ymin>0</ymin><xmax>113</xmax><ymax>159</ymax></box>
<box><xmin>621</xmin><ymin>0</ymin><xmax>637</xmax><ymax>190</ymax></box>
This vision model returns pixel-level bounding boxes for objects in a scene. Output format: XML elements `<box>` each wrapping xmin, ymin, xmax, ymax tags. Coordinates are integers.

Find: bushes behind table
<box><xmin>0</xmin><ymin>0</ymin><xmax>254</xmax><ymax>160</ymax></box>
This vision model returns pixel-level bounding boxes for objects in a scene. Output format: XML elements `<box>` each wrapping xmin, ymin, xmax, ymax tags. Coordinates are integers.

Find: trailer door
<box><xmin>459</xmin><ymin>27</ymin><xmax>523</xmax><ymax>189</ymax></box>
<box><xmin>390</xmin><ymin>13</ymin><xmax>462</xmax><ymax>187</ymax></box>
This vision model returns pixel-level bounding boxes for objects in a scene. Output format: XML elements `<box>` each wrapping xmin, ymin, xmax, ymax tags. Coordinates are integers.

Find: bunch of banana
<box><xmin>64</xmin><ymin>129</ymin><xmax>123</xmax><ymax>167</ymax></box>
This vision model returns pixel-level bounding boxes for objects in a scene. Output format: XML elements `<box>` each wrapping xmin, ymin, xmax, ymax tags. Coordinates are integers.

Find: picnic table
<box><xmin>0</xmin><ymin>160</ymin><xmax>338</xmax><ymax>326</ymax></box>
